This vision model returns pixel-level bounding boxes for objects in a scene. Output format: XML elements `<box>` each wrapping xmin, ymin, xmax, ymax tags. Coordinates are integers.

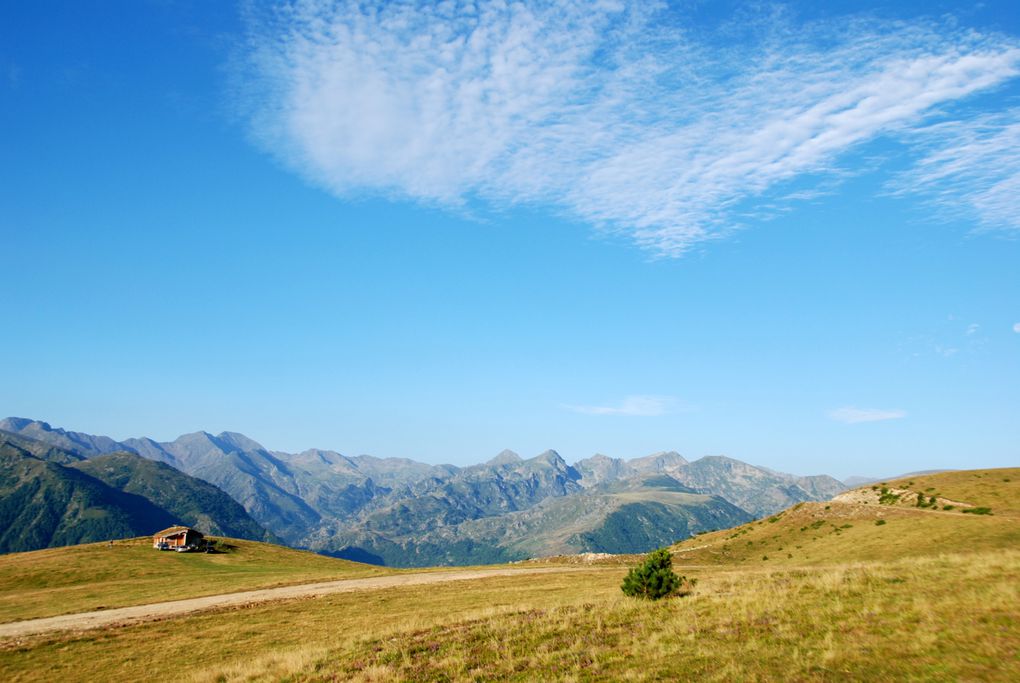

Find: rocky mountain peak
<box><xmin>573</xmin><ymin>453</ymin><xmax>633</xmax><ymax>487</ymax></box>
<box><xmin>0</xmin><ymin>417</ymin><xmax>45</xmax><ymax>432</ymax></box>
<box><xmin>629</xmin><ymin>450</ymin><xmax>688</xmax><ymax>474</ymax></box>
<box><xmin>690</xmin><ymin>455</ymin><xmax>751</xmax><ymax>472</ymax></box>
<box><xmin>486</xmin><ymin>449</ymin><xmax>522</xmax><ymax>466</ymax></box>
<box><xmin>216</xmin><ymin>431</ymin><xmax>268</xmax><ymax>453</ymax></box>
<box><xmin>0</xmin><ymin>417</ymin><xmax>126</xmax><ymax>457</ymax></box>
<box><xmin>530</xmin><ymin>449</ymin><xmax>568</xmax><ymax>469</ymax></box>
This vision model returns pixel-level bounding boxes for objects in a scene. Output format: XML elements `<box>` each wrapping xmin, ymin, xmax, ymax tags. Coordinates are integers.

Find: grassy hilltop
<box><xmin>0</xmin><ymin>468</ymin><xmax>1018</xmax><ymax>682</ymax></box>
<box><xmin>669</xmin><ymin>467</ymin><xmax>1020</xmax><ymax>566</ymax></box>
<box><xmin>0</xmin><ymin>537</ymin><xmax>388</xmax><ymax>623</ymax></box>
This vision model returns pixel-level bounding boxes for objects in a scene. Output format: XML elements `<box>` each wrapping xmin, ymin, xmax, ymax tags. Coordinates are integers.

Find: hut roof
<box><xmin>153</xmin><ymin>526</ymin><xmax>203</xmax><ymax>538</ymax></box>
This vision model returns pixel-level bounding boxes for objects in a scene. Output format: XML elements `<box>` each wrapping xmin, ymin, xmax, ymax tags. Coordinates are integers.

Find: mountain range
<box><xmin>0</xmin><ymin>418</ymin><xmax>845</xmax><ymax>565</ymax></box>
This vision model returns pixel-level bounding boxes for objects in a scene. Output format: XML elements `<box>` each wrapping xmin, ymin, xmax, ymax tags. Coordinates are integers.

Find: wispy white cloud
<box><xmin>1013</xmin><ymin>322</ymin><xmax>1020</xmax><ymax>333</ymax></box>
<box><xmin>892</xmin><ymin>111</ymin><xmax>1020</xmax><ymax>233</ymax></box>
<box><xmin>828</xmin><ymin>406</ymin><xmax>907</xmax><ymax>424</ymax></box>
<box><xmin>564</xmin><ymin>395</ymin><xmax>679</xmax><ymax>417</ymax></box>
<box><xmin>238</xmin><ymin>2</ymin><xmax>1020</xmax><ymax>256</ymax></box>
<box><xmin>899</xmin><ymin>315</ymin><xmax>991</xmax><ymax>360</ymax></box>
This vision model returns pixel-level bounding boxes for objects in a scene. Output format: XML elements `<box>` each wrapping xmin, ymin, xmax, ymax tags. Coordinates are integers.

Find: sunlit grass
<box><xmin>670</xmin><ymin>468</ymin><xmax>1020</xmax><ymax>567</ymax></box>
<box><xmin>298</xmin><ymin>551</ymin><xmax>1020</xmax><ymax>682</ymax></box>
<box><xmin>1</xmin><ymin>551</ymin><xmax>1017</xmax><ymax>682</ymax></box>
<box><xmin>2</xmin><ymin>468</ymin><xmax>1018</xmax><ymax>681</ymax></box>
<box><xmin>0</xmin><ymin>537</ymin><xmax>389</xmax><ymax>623</ymax></box>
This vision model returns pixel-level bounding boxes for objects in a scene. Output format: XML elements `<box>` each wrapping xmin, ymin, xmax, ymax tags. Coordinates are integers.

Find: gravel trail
<box><xmin>0</xmin><ymin>566</ymin><xmax>595</xmax><ymax>639</ymax></box>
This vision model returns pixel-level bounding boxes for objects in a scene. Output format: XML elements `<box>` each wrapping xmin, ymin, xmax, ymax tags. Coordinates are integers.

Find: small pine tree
<box><xmin>621</xmin><ymin>548</ymin><xmax>693</xmax><ymax>600</ymax></box>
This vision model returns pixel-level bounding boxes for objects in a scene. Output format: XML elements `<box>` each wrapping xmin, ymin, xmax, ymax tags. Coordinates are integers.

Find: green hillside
<box><xmin>70</xmin><ymin>452</ymin><xmax>274</xmax><ymax>542</ymax></box>
<box><xmin>573</xmin><ymin>475</ymin><xmax>752</xmax><ymax>553</ymax></box>
<box><xmin>0</xmin><ymin>432</ymin><xmax>273</xmax><ymax>554</ymax></box>
<box><xmin>0</xmin><ymin>429</ymin><xmax>87</xmax><ymax>465</ymax></box>
<box><xmin>0</xmin><ymin>446</ymin><xmax>175</xmax><ymax>554</ymax></box>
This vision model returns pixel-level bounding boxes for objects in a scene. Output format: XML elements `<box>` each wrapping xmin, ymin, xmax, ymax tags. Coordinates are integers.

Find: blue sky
<box><xmin>1</xmin><ymin>1</ymin><xmax>1018</xmax><ymax>480</ymax></box>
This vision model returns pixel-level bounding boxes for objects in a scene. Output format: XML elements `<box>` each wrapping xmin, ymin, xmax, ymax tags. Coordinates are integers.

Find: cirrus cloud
<box><xmin>238</xmin><ymin>1</ymin><xmax>1020</xmax><ymax>256</ymax></box>
<box><xmin>828</xmin><ymin>406</ymin><xmax>907</xmax><ymax>424</ymax></box>
<box><xmin>564</xmin><ymin>395</ymin><xmax>681</xmax><ymax>417</ymax></box>
<box><xmin>892</xmin><ymin>111</ymin><xmax>1020</xmax><ymax>233</ymax></box>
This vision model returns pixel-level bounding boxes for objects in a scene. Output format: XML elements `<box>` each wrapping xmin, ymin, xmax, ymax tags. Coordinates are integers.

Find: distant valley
<box><xmin>0</xmin><ymin>418</ymin><xmax>845</xmax><ymax>565</ymax></box>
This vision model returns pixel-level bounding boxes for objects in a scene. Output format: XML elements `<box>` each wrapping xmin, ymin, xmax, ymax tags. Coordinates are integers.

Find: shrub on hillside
<box><xmin>878</xmin><ymin>487</ymin><xmax>901</xmax><ymax>505</ymax></box>
<box><xmin>961</xmin><ymin>507</ymin><xmax>993</xmax><ymax>515</ymax></box>
<box><xmin>621</xmin><ymin>548</ymin><xmax>695</xmax><ymax>600</ymax></box>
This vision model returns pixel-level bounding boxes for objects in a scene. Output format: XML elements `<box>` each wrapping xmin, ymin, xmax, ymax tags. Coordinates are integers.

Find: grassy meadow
<box><xmin>1</xmin><ymin>468</ymin><xmax>1018</xmax><ymax>681</ymax></box>
<box><xmin>0</xmin><ymin>537</ymin><xmax>389</xmax><ymax>623</ymax></box>
<box><xmin>670</xmin><ymin>467</ymin><xmax>1020</xmax><ymax>567</ymax></box>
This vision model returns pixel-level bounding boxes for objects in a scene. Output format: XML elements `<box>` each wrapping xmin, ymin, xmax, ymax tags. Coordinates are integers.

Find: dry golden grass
<box><xmin>0</xmin><ymin>567</ymin><xmax>621</xmax><ymax>681</ymax></box>
<box><xmin>670</xmin><ymin>467</ymin><xmax>1020</xmax><ymax>567</ymax></box>
<box><xmin>1</xmin><ymin>551</ymin><xmax>1016</xmax><ymax>682</ymax></box>
<box><xmin>882</xmin><ymin>467</ymin><xmax>1020</xmax><ymax>515</ymax></box>
<box><xmin>2</xmin><ymin>467</ymin><xmax>1018</xmax><ymax>681</ymax></box>
<box><xmin>301</xmin><ymin>551</ymin><xmax>1020</xmax><ymax>682</ymax></box>
<box><xmin>0</xmin><ymin>537</ymin><xmax>388</xmax><ymax>623</ymax></box>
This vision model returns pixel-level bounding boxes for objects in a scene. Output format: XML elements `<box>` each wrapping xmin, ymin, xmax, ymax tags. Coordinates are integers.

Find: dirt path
<box><xmin>0</xmin><ymin>566</ymin><xmax>599</xmax><ymax>639</ymax></box>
